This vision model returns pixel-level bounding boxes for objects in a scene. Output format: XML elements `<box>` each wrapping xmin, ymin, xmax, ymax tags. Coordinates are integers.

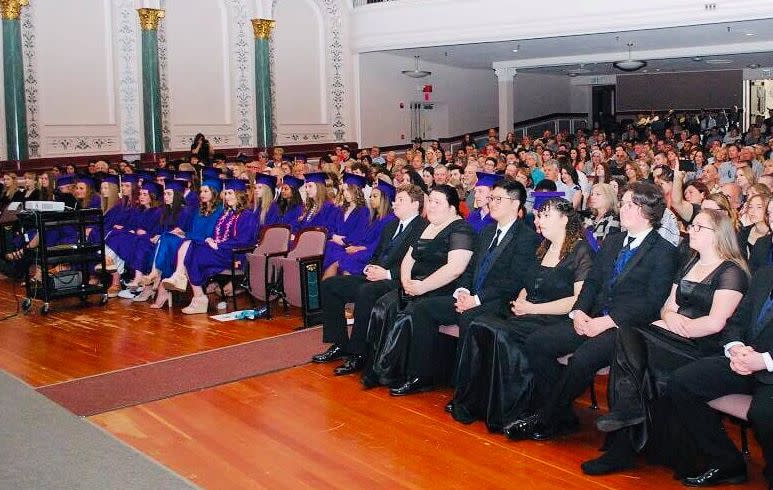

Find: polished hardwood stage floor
<box><xmin>0</xmin><ymin>276</ymin><xmax>301</xmax><ymax>387</ymax></box>
<box><xmin>1</xmin><ymin>276</ymin><xmax>767</xmax><ymax>489</ymax></box>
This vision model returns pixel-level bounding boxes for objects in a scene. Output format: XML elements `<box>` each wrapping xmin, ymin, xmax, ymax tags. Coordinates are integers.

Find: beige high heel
<box><xmin>161</xmin><ymin>271</ymin><xmax>187</xmax><ymax>292</ymax></box>
<box><xmin>132</xmin><ymin>284</ymin><xmax>155</xmax><ymax>302</ymax></box>
<box><xmin>150</xmin><ymin>286</ymin><xmax>171</xmax><ymax>309</ymax></box>
<box><xmin>181</xmin><ymin>295</ymin><xmax>209</xmax><ymax>315</ymax></box>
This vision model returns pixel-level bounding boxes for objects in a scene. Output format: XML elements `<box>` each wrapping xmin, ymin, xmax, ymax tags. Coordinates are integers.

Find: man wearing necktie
<box><xmin>509</xmin><ymin>182</ymin><xmax>677</xmax><ymax>443</ymax></box>
<box><xmin>389</xmin><ymin>180</ymin><xmax>539</xmax><ymax>396</ymax></box>
<box><xmin>666</xmin><ymin>265</ymin><xmax>773</xmax><ymax>488</ymax></box>
<box><xmin>312</xmin><ymin>185</ymin><xmax>428</xmax><ymax>375</ymax></box>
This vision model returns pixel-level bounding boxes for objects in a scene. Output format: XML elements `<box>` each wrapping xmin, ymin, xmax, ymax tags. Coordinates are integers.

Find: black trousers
<box><xmin>667</xmin><ymin>356</ymin><xmax>773</xmax><ymax>484</ymax></box>
<box><xmin>406</xmin><ymin>296</ymin><xmax>499</xmax><ymax>379</ymax></box>
<box><xmin>523</xmin><ymin>319</ymin><xmax>616</xmax><ymax>425</ymax></box>
<box><xmin>320</xmin><ymin>275</ymin><xmax>396</xmax><ymax>355</ymax></box>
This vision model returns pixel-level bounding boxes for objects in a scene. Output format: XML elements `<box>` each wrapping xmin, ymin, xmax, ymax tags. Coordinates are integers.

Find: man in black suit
<box><xmin>311</xmin><ymin>184</ymin><xmax>428</xmax><ymax>375</ymax></box>
<box><xmin>389</xmin><ymin>180</ymin><xmax>539</xmax><ymax>396</ymax></box>
<box><xmin>666</xmin><ymin>266</ymin><xmax>773</xmax><ymax>488</ymax></box>
<box><xmin>507</xmin><ymin>182</ymin><xmax>677</xmax><ymax>446</ymax></box>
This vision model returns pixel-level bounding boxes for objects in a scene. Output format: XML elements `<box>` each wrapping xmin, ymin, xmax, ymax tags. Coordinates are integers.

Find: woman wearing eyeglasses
<box><xmin>589</xmin><ymin>209</ymin><xmax>749</xmax><ymax>477</ymax></box>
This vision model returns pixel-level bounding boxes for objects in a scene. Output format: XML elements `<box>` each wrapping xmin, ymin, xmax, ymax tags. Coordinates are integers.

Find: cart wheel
<box><xmin>40</xmin><ymin>303</ymin><xmax>50</xmax><ymax>315</ymax></box>
<box><xmin>21</xmin><ymin>298</ymin><xmax>32</xmax><ymax>312</ymax></box>
<box><xmin>99</xmin><ymin>294</ymin><xmax>108</xmax><ymax>306</ymax></box>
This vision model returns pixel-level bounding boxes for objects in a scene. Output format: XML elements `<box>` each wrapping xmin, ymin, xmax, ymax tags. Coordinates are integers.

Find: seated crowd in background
<box><xmin>3</xmin><ymin>116</ymin><xmax>773</xmax><ymax>487</ymax></box>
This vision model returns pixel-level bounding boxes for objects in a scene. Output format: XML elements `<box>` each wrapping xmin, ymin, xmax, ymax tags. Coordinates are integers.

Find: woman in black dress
<box><xmin>362</xmin><ymin>185</ymin><xmax>475</xmax><ymax>388</ymax></box>
<box><xmin>453</xmin><ymin>198</ymin><xmax>594</xmax><ymax>432</ymax></box>
<box><xmin>586</xmin><ymin>209</ymin><xmax>749</xmax><ymax>476</ymax></box>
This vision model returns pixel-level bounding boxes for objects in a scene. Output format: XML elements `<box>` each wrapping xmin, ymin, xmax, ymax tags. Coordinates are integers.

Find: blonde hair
<box><xmin>370</xmin><ymin>186</ymin><xmax>392</xmax><ymax>221</ymax></box>
<box><xmin>101</xmin><ymin>182</ymin><xmax>120</xmax><ymax>214</ymax></box>
<box><xmin>591</xmin><ymin>183</ymin><xmax>619</xmax><ymax>215</ymax></box>
<box><xmin>736</xmin><ymin>166</ymin><xmax>756</xmax><ymax>187</ymax></box>
<box><xmin>253</xmin><ymin>183</ymin><xmax>275</xmax><ymax>225</ymax></box>
<box><xmin>696</xmin><ymin>209</ymin><xmax>749</xmax><ymax>276</ymax></box>
<box><xmin>302</xmin><ymin>182</ymin><xmax>327</xmax><ymax>221</ymax></box>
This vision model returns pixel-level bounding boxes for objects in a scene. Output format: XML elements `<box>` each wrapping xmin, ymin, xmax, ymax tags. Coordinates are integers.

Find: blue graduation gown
<box><xmin>337</xmin><ymin>213</ymin><xmax>397</xmax><ymax>275</ymax></box>
<box><xmin>294</xmin><ymin>200</ymin><xmax>338</xmax><ymax>236</ymax></box>
<box><xmin>153</xmin><ymin>204</ymin><xmax>224</xmax><ymax>279</ymax></box>
<box><xmin>467</xmin><ymin>208</ymin><xmax>495</xmax><ymax>233</ymax></box>
<box><xmin>251</xmin><ymin>201</ymin><xmax>281</xmax><ymax>243</ymax></box>
<box><xmin>184</xmin><ymin>209</ymin><xmax>256</xmax><ymax>286</ymax></box>
<box><xmin>323</xmin><ymin>206</ymin><xmax>371</xmax><ymax>268</ymax></box>
<box><xmin>105</xmin><ymin>206</ymin><xmax>162</xmax><ymax>272</ymax></box>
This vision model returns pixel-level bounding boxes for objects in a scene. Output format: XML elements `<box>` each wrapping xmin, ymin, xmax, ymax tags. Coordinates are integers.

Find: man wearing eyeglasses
<box><xmin>388</xmin><ymin>180</ymin><xmax>539</xmax><ymax>396</ymax></box>
<box><xmin>508</xmin><ymin>182</ymin><xmax>677</xmax><ymax>466</ymax></box>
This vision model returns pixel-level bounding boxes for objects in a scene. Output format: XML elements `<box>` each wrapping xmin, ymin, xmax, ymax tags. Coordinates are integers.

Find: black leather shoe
<box><xmin>361</xmin><ymin>373</ymin><xmax>379</xmax><ymax>389</ymax></box>
<box><xmin>445</xmin><ymin>400</ymin><xmax>454</xmax><ymax>413</ymax></box>
<box><xmin>503</xmin><ymin>412</ymin><xmax>541</xmax><ymax>441</ymax></box>
<box><xmin>581</xmin><ymin>450</ymin><xmax>637</xmax><ymax>476</ymax></box>
<box><xmin>389</xmin><ymin>376</ymin><xmax>435</xmax><ymax>396</ymax></box>
<box><xmin>311</xmin><ymin>345</ymin><xmax>346</xmax><ymax>363</ymax></box>
<box><xmin>334</xmin><ymin>355</ymin><xmax>365</xmax><ymax>376</ymax></box>
<box><xmin>681</xmin><ymin>466</ymin><xmax>748</xmax><ymax>487</ymax></box>
<box><xmin>596</xmin><ymin>410</ymin><xmax>645</xmax><ymax>433</ymax></box>
<box><xmin>530</xmin><ymin>419</ymin><xmax>580</xmax><ymax>441</ymax></box>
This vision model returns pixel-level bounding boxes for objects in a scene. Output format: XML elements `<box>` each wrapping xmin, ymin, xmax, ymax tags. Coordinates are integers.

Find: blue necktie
<box><xmin>474</xmin><ymin>229</ymin><xmax>501</xmax><ymax>293</ymax></box>
<box><xmin>752</xmin><ymin>293</ymin><xmax>773</xmax><ymax>339</ymax></box>
<box><xmin>602</xmin><ymin>236</ymin><xmax>635</xmax><ymax>315</ymax></box>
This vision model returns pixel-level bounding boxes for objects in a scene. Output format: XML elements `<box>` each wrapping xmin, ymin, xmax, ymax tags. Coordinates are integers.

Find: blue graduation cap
<box><xmin>164</xmin><ymin>179</ymin><xmax>187</xmax><ymax>193</ymax></box>
<box><xmin>377</xmin><ymin>181</ymin><xmax>397</xmax><ymax>202</ymax></box>
<box><xmin>294</xmin><ymin>154</ymin><xmax>307</xmax><ymax>162</ymax></box>
<box><xmin>120</xmin><ymin>174</ymin><xmax>140</xmax><ymax>185</ymax></box>
<box><xmin>56</xmin><ymin>175</ymin><xmax>76</xmax><ymax>187</ymax></box>
<box><xmin>175</xmin><ymin>170</ymin><xmax>195</xmax><ymax>182</ymax></box>
<box><xmin>343</xmin><ymin>173</ymin><xmax>367</xmax><ymax>188</ymax></box>
<box><xmin>304</xmin><ymin>172</ymin><xmax>327</xmax><ymax>184</ymax></box>
<box><xmin>102</xmin><ymin>174</ymin><xmax>120</xmax><ymax>186</ymax></box>
<box><xmin>76</xmin><ymin>175</ymin><xmax>96</xmax><ymax>189</ymax></box>
<box><xmin>475</xmin><ymin>172</ymin><xmax>504</xmax><ymax>188</ymax></box>
<box><xmin>156</xmin><ymin>169</ymin><xmax>174</xmax><ymax>180</ymax></box>
<box><xmin>135</xmin><ymin>170</ymin><xmax>155</xmax><ymax>182</ymax></box>
<box><xmin>282</xmin><ymin>175</ymin><xmax>304</xmax><ymax>189</ymax></box>
<box><xmin>532</xmin><ymin>191</ymin><xmax>566</xmax><ymax>210</ymax></box>
<box><xmin>255</xmin><ymin>173</ymin><xmax>277</xmax><ymax>190</ymax></box>
<box><xmin>201</xmin><ymin>179</ymin><xmax>222</xmax><ymax>193</ymax></box>
<box><xmin>223</xmin><ymin>179</ymin><xmax>248</xmax><ymax>192</ymax></box>
<box><xmin>201</xmin><ymin>167</ymin><xmax>221</xmax><ymax>180</ymax></box>
<box><xmin>141</xmin><ymin>182</ymin><xmax>163</xmax><ymax>197</ymax></box>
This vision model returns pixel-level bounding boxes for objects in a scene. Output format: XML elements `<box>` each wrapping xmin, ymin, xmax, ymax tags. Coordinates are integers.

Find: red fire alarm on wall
<box><xmin>423</xmin><ymin>84</ymin><xmax>432</xmax><ymax>102</ymax></box>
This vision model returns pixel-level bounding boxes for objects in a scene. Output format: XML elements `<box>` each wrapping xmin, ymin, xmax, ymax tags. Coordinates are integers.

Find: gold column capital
<box><xmin>1</xmin><ymin>0</ymin><xmax>29</xmax><ymax>21</ymax></box>
<box><xmin>137</xmin><ymin>8</ymin><xmax>165</xmax><ymax>31</ymax></box>
<box><xmin>251</xmin><ymin>18</ymin><xmax>275</xmax><ymax>40</ymax></box>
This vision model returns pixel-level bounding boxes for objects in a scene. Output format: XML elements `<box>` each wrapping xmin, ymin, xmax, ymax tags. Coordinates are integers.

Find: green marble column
<box><xmin>252</xmin><ymin>19</ymin><xmax>275</xmax><ymax>149</ymax></box>
<box><xmin>138</xmin><ymin>8</ymin><xmax>164</xmax><ymax>154</ymax></box>
<box><xmin>2</xmin><ymin>0</ymin><xmax>29</xmax><ymax>161</ymax></box>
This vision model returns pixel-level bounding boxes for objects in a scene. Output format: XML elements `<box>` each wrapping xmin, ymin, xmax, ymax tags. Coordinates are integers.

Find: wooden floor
<box><xmin>0</xmin><ymin>276</ymin><xmax>768</xmax><ymax>489</ymax></box>
<box><xmin>91</xmin><ymin>363</ymin><xmax>769</xmax><ymax>490</ymax></box>
<box><xmin>0</xmin><ymin>276</ymin><xmax>301</xmax><ymax>387</ymax></box>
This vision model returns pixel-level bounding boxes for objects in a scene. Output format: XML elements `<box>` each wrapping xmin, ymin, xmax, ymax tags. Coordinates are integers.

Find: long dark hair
<box><xmin>535</xmin><ymin>197</ymin><xmax>585</xmax><ymax>261</ymax></box>
<box><xmin>279</xmin><ymin>184</ymin><xmax>302</xmax><ymax>215</ymax></box>
<box><xmin>162</xmin><ymin>189</ymin><xmax>185</xmax><ymax>225</ymax></box>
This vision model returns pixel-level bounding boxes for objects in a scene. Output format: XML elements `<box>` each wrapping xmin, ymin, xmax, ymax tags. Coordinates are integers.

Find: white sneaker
<box><xmin>117</xmin><ymin>287</ymin><xmax>141</xmax><ymax>299</ymax></box>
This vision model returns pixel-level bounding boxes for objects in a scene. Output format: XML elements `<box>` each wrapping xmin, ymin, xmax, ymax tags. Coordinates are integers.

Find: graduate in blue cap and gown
<box><xmin>85</xmin><ymin>174</ymin><xmax>123</xmax><ymax>245</ymax></box>
<box><xmin>251</xmin><ymin>173</ymin><xmax>281</xmax><ymax>242</ymax></box>
<box><xmin>278</xmin><ymin>175</ymin><xmax>304</xmax><ymax>226</ymax></box>
<box><xmin>104</xmin><ymin>181</ymin><xmax>164</xmax><ymax>296</ymax></box>
<box><xmin>324</xmin><ymin>181</ymin><xmax>397</xmax><ymax>278</ymax></box>
<box><xmin>295</xmin><ymin>172</ymin><xmax>338</xmax><ymax>237</ymax></box>
<box><xmin>323</xmin><ymin>173</ymin><xmax>375</xmax><ymax>272</ymax></box>
<box><xmin>175</xmin><ymin>171</ymin><xmax>198</xmax><ymax>208</ymax></box>
<box><xmin>163</xmin><ymin>179</ymin><xmax>257</xmax><ymax>314</ymax></box>
<box><xmin>466</xmin><ymin>172</ymin><xmax>502</xmax><ymax>233</ymax></box>
<box><xmin>142</xmin><ymin>180</ymin><xmax>224</xmax><ymax>308</ymax></box>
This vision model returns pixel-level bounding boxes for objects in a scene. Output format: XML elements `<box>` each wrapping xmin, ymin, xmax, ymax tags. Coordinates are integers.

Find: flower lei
<box><xmin>214</xmin><ymin>209</ymin><xmax>239</xmax><ymax>243</ymax></box>
<box><xmin>300</xmin><ymin>202</ymin><xmax>318</xmax><ymax>223</ymax></box>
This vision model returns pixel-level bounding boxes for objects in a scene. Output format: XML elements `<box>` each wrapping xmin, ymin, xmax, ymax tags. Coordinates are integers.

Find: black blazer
<box><xmin>369</xmin><ymin>216</ymin><xmax>428</xmax><ymax>281</ymax></box>
<box><xmin>574</xmin><ymin>229</ymin><xmax>678</xmax><ymax>329</ymax></box>
<box><xmin>721</xmin><ymin>265</ymin><xmax>773</xmax><ymax>384</ymax></box>
<box><xmin>458</xmin><ymin>219</ymin><xmax>539</xmax><ymax>311</ymax></box>
<box><xmin>748</xmin><ymin>237</ymin><xmax>772</xmax><ymax>274</ymax></box>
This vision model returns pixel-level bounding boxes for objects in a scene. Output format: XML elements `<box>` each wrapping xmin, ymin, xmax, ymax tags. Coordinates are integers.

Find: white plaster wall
<box><xmin>33</xmin><ymin>0</ymin><xmax>121</xmax><ymax>157</ymax></box>
<box><xmin>273</xmin><ymin>0</ymin><xmax>325</xmax><ymax>125</ymax></box>
<box><xmin>513</xmin><ymin>73</ymin><xmax>571</xmax><ymax>122</ymax></box>
<box><xmin>359</xmin><ymin>52</ymin><xmax>496</xmax><ymax>147</ymax></box>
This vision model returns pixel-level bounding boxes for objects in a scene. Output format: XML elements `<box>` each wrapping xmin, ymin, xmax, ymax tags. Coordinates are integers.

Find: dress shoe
<box><xmin>530</xmin><ymin>419</ymin><xmax>580</xmax><ymax>441</ymax></box>
<box><xmin>389</xmin><ymin>376</ymin><xmax>435</xmax><ymax>396</ymax></box>
<box><xmin>181</xmin><ymin>295</ymin><xmax>209</xmax><ymax>315</ymax></box>
<box><xmin>333</xmin><ymin>355</ymin><xmax>365</xmax><ymax>375</ymax></box>
<box><xmin>445</xmin><ymin>400</ymin><xmax>454</xmax><ymax>413</ymax></box>
<box><xmin>596</xmin><ymin>410</ymin><xmax>645</xmax><ymax>433</ymax></box>
<box><xmin>361</xmin><ymin>373</ymin><xmax>379</xmax><ymax>389</ymax></box>
<box><xmin>681</xmin><ymin>466</ymin><xmax>748</xmax><ymax>487</ymax></box>
<box><xmin>503</xmin><ymin>412</ymin><xmax>541</xmax><ymax>441</ymax></box>
<box><xmin>311</xmin><ymin>345</ymin><xmax>346</xmax><ymax>364</ymax></box>
<box><xmin>581</xmin><ymin>450</ymin><xmax>637</xmax><ymax>476</ymax></box>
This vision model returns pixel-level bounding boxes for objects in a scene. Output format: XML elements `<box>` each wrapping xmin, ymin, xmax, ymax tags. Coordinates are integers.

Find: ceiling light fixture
<box><xmin>401</xmin><ymin>56</ymin><xmax>431</xmax><ymax>78</ymax></box>
<box><xmin>613</xmin><ymin>42</ymin><xmax>647</xmax><ymax>72</ymax></box>
<box><xmin>512</xmin><ymin>43</ymin><xmax>520</xmax><ymax>53</ymax></box>
<box><xmin>748</xmin><ymin>63</ymin><xmax>761</xmax><ymax>69</ymax></box>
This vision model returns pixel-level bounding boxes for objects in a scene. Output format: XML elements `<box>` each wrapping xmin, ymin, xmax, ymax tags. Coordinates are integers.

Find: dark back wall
<box><xmin>616</xmin><ymin>69</ymin><xmax>743</xmax><ymax>112</ymax></box>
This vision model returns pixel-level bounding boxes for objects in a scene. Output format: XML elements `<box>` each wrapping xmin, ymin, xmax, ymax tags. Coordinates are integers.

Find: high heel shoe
<box><xmin>150</xmin><ymin>287</ymin><xmax>171</xmax><ymax>309</ymax></box>
<box><xmin>139</xmin><ymin>271</ymin><xmax>159</xmax><ymax>287</ymax></box>
<box><xmin>132</xmin><ymin>285</ymin><xmax>155</xmax><ymax>302</ymax></box>
<box><xmin>161</xmin><ymin>272</ymin><xmax>187</xmax><ymax>292</ymax></box>
<box><xmin>182</xmin><ymin>295</ymin><xmax>209</xmax><ymax>315</ymax></box>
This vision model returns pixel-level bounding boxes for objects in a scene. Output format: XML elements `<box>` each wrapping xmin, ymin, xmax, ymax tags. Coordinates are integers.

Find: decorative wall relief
<box><xmin>20</xmin><ymin>3</ymin><xmax>40</xmax><ymax>157</ymax></box>
<box><xmin>157</xmin><ymin>0</ymin><xmax>171</xmax><ymax>151</ymax></box>
<box><xmin>117</xmin><ymin>0</ymin><xmax>141</xmax><ymax>153</ymax></box>
<box><xmin>45</xmin><ymin>136</ymin><xmax>119</xmax><ymax>154</ymax></box>
<box><xmin>229</xmin><ymin>0</ymin><xmax>255</xmax><ymax>147</ymax></box>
